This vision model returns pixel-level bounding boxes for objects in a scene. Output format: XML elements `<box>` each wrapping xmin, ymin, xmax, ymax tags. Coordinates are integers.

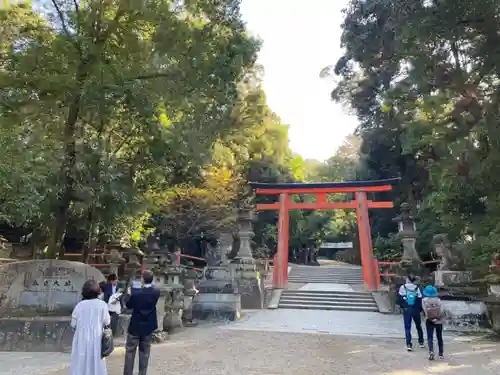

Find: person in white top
<box><xmin>102</xmin><ymin>273</ymin><xmax>122</xmax><ymax>335</ymax></box>
<box><xmin>70</xmin><ymin>279</ymin><xmax>111</xmax><ymax>375</ymax></box>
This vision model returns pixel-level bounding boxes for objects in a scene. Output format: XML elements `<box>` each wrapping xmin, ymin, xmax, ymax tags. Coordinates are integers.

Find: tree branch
<box><xmin>50</xmin><ymin>0</ymin><xmax>82</xmax><ymax>56</ymax></box>
<box><xmin>123</xmin><ymin>72</ymin><xmax>178</xmax><ymax>83</ymax></box>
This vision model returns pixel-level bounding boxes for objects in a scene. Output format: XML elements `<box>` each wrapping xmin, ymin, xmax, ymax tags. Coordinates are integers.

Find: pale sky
<box><xmin>240</xmin><ymin>0</ymin><xmax>358</xmax><ymax>161</ymax></box>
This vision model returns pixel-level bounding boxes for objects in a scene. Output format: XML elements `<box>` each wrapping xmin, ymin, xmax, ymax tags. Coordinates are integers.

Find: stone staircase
<box><xmin>277</xmin><ymin>264</ymin><xmax>378</xmax><ymax>312</ymax></box>
<box><xmin>278</xmin><ymin>289</ymin><xmax>378</xmax><ymax>311</ymax></box>
<box><xmin>287</xmin><ymin>264</ymin><xmax>364</xmax><ymax>284</ymax></box>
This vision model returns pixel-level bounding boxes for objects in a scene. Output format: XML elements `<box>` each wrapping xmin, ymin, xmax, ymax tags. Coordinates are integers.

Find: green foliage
<box><xmin>327</xmin><ymin>0</ymin><xmax>500</xmax><ymax>266</ymax></box>
<box><xmin>0</xmin><ymin>0</ymin><xmax>259</xmax><ymax>257</ymax></box>
<box><xmin>373</xmin><ymin>234</ymin><xmax>402</xmax><ymax>262</ymax></box>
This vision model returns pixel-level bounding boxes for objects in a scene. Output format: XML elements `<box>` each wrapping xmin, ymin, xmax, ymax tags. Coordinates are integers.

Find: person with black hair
<box><xmin>123</xmin><ymin>270</ymin><xmax>160</xmax><ymax>375</ymax></box>
<box><xmin>70</xmin><ymin>279</ymin><xmax>111</xmax><ymax>375</ymax></box>
<box><xmin>102</xmin><ymin>273</ymin><xmax>122</xmax><ymax>336</ymax></box>
<box><xmin>398</xmin><ymin>274</ymin><xmax>424</xmax><ymax>351</ymax></box>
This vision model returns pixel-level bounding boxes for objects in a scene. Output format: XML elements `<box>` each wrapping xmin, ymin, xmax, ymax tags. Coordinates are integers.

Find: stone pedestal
<box><xmin>231</xmin><ymin>263</ymin><xmax>264</xmax><ymax>309</ymax></box>
<box><xmin>161</xmin><ymin>266</ymin><xmax>184</xmax><ymax>334</ymax></box>
<box><xmin>181</xmin><ymin>268</ymin><xmax>198</xmax><ymax>327</ymax></box>
<box><xmin>191</xmin><ymin>266</ymin><xmax>241</xmax><ymax>321</ymax></box>
<box><xmin>486</xmin><ymin>299</ymin><xmax>500</xmax><ymax>333</ymax></box>
<box><xmin>488</xmin><ymin>283</ymin><xmax>500</xmax><ymax>297</ymax></box>
<box><xmin>151</xmin><ymin>274</ymin><xmax>169</xmax><ymax>341</ymax></box>
<box><xmin>0</xmin><ymin>260</ymin><xmax>106</xmax><ymax>352</ymax></box>
<box><xmin>485</xmin><ymin>285</ymin><xmax>500</xmax><ymax>333</ymax></box>
<box><xmin>218</xmin><ymin>232</ymin><xmax>233</xmax><ymax>264</ymax></box>
<box><xmin>162</xmin><ymin>287</ymin><xmax>184</xmax><ymax>334</ymax></box>
<box><xmin>434</xmin><ymin>270</ymin><xmax>473</xmax><ymax>287</ymax></box>
<box><xmin>393</xmin><ymin>202</ymin><xmax>423</xmax><ymax>277</ymax></box>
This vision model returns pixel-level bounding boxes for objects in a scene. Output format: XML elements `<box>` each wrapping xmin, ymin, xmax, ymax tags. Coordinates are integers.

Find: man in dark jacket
<box><xmin>123</xmin><ymin>270</ymin><xmax>160</xmax><ymax>375</ymax></box>
<box><xmin>102</xmin><ymin>273</ymin><xmax>122</xmax><ymax>335</ymax></box>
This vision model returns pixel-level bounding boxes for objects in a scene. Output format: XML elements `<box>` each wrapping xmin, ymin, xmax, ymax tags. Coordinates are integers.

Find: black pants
<box><xmin>426</xmin><ymin>320</ymin><xmax>444</xmax><ymax>355</ymax></box>
<box><xmin>109</xmin><ymin>312</ymin><xmax>119</xmax><ymax>336</ymax></box>
<box><xmin>123</xmin><ymin>333</ymin><xmax>153</xmax><ymax>375</ymax></box>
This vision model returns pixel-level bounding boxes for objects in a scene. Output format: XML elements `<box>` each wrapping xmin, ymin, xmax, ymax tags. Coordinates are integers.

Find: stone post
<box><xmin>393</xmin><ymin>202</ymin><xmax>422</xmax><ymax>275</ymax></box>
<box><xmin>218</xmin><ymin>231</ymin><xmax>233</xmax><ymax>265</ymax></box>
<box><xmin>126</xmin><ymin>250</ymin><xmax>143</xmax><ymax>289</ymax></box>
<box><xmin>181</xmin><ymin>264</ymin><xmax>198</xmax><ymax>327</ymax></box>
<box><xmin>116</xmin><ymin>248</ymin><xmax>142</xmax><ymax>336</ymax></box>
<box><xmin>231</xmin><ymin>210</ymin><xmax>264</xmax><ymax>309</ymax></box>
<box><xmin>237</xmin><ymin>210</ymin><xmax>254</xmax><ymax>260</ymax></box>
<box><xmin>151</xmin><ymin>264</ymin><xmax>169</xmax><ymax>342</ymax></box>
<box><xmin>108</xmin><ymin>249</ymin><xmax>125</xmax><ymax>277</ymax></box>
<box><xmin>162</xmin><ymin>263</ymin><xmax>184</xmax><ymax>334</ymax></box>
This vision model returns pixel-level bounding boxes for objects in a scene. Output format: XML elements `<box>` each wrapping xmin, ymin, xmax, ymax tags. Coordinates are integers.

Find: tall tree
<box><xmin>0</xmin><ymin>1</ymin><xmax>259</xmax><ymax>257</ymax></box>
<box><xmin>327</xmin><ymin>0</ymin><xmax>500</xmax><ymax>263</ymax></box>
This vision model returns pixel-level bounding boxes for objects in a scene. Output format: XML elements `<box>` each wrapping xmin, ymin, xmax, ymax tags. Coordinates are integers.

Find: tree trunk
<box><xmin>82</xmin><ymin>205</ymin><xmax>96</xmax><ymax>264</ymax></box>
<box><xmin>47</xmin><ymin>65</ymin><xmax>88</xmax><ymax>259</ymax></box>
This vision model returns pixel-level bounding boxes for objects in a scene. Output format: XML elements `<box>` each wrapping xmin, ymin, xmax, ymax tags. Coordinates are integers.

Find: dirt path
<box><xmin>41</xmin><ymin>325</ymin><xmax>500</xmax><ymax>375</ymax></box>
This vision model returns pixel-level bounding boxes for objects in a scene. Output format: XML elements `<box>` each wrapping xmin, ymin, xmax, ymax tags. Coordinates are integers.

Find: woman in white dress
<box><xmin>70</xmin><ymin>279</ymin><xmax>111</xmax><ymax>375</ymax></box>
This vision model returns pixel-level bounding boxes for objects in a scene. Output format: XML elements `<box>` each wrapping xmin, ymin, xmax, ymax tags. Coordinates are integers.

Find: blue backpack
<box><xmin>404</xmin><ymin>286</ymin><xmax>417</xmax><ymax>306</ymax></box>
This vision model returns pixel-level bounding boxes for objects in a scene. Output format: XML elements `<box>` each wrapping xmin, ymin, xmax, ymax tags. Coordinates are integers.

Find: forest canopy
<box><xmin>0</xmin><ymin>0</ymin><xmax>366</xmax><ymax>262</ymax></box>
<box><xmin>4</xmin><ymin>0</ymin><xmax>493</xmax><ymax>267</ymax></box>
<box><xmin>321</xmin><ymin>0</ymin><xmax>500</xmax><ymax>267</ymax></box>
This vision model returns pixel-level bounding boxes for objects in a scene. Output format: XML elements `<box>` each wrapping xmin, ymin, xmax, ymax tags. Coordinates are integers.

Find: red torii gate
<box><xmin>250</xmin><ymin>178</ymin><xmax>400</xmax><ymax>291</ymax></box>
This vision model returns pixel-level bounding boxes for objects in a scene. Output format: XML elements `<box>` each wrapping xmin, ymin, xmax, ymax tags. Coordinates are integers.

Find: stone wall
<box><xmin>371</xmin><ymin>289</ymin><xmax>491</xmax><ymax>332</ymax></box>
<box><xmin>0</xmin><ymin>317</ymin><xmax>73</xmax><ymax>352</ymax></box>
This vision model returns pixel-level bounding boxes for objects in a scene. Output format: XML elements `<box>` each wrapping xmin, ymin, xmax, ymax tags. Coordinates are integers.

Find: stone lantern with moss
<box><xmin>393</xmin><ymin>202</ymin><xmax>422</xmax><ymax>274</ymax></box>
<box><xmin>230</xmin><ymin>209</ymin><xmax>264</xmax><ymax>309</ymax></box>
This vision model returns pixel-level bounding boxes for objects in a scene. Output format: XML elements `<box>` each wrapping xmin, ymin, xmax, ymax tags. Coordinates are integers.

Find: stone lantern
<box><xmin>393</xmin><ymin>202</ymin><xmax>422</xmax><ymax>272</ymax></box>
<box><xmin>121</xmin><ymin>247</ymin><xmax>143</xmax><ymax>289</ymax></box>
<box><xmin>181</xmin><ymin>261</ymin><xmax>198</xmax><ymax>327</ymax></box>
<box><xmin>235</xmin><ymin>209</ymin><xmax>255</xmax><ymax>261</ymax></box>
<box><xmin>231</xmin><ymin>209</ymin><xmax>264</xmax><ymax>309</ymax></box>
<box><xmin>190</xmin><ymin>228</ymin><xmax>241</xmax><ymax>322</ymax></box>
<box><xmin>162</xmin><ymin>259</ymin><xmax>185</xmax><ymax>334</ymax></box>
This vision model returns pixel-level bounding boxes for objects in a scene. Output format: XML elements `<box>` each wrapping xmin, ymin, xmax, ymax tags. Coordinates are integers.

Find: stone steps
<box><xmin>278</xmin><ymin>265</ymin><xmax>377</xmax><ymax>312</ymax></box>
<box><xmin>277</xmin><ymin>303</ymin><xmax>378</xmax><ymax>312</ymax></box>
<box><xmin>278</xmin><ymin>290</ymin><xmax>378</xmax><ymax>312</ymax></box>
<box><xmin>287</xmin><ymin>278</ymin><xmax>364</xmax><ymax>283</ymax></box>
<box><xmin>287</xmin><ymin>266</ymin><xmax>364</xmax><ymax>284</ymax></box>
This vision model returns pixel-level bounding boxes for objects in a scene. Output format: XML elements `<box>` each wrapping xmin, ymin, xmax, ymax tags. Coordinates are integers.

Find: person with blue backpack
<box><xmin>398</xmin><ymin>274</ymin><xmax>424</xmax><ymax>351</ymax></box>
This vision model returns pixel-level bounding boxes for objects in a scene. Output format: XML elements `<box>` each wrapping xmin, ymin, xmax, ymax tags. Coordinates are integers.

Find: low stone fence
<box><xmin>0</xmin><ymin>257</ymin><xmax>18</xmax><ymax>265</ymax></box>
<box><xmin>372</xmin><ymin>287</ymin><xmax>491</xmax><ymax>333</ymax></box>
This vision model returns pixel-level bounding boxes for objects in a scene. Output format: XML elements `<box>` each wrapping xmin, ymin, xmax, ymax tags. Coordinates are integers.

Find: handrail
<box><xmin>66</xmin><ymin>249</ymin><xmax>273</xmax><ymax>277</ymax></box>
<box><xmin>375</xmin><ymin>259</ymin><xmax>441</xmax><ymax>278</ymax></box>
<box><xmin>377</xmin><ymin>260</ymin><xmax>440</xmax><ymax>265</ymax></box>
<box><xmin>179</xmin><ymin>253</ymin><xmax>207</xmax><ymax>262</ymax></box>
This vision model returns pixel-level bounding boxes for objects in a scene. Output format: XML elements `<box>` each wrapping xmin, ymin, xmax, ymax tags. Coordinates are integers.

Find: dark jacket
<box><xmin>126</xmin><ymin>286</ymin><xmax>160</xmax><ymax>337</ymax></box>
<box><xmin>102</xmin><ymin>283</ymin><xmax>116</xmax><ymax>304</ymax></box>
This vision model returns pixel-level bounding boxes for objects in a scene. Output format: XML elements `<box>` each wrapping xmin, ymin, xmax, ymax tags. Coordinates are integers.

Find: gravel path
<box><xmin>38</xmin><ymin>324</ymin><xmax>500</xmax><ymax>375</ymax></box>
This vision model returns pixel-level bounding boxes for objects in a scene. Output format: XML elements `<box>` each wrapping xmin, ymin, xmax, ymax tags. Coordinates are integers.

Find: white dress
<box><xmin>70</xmin><ymin>299</ymin><xmax>111</xmax><ymax>375</ymax></box>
